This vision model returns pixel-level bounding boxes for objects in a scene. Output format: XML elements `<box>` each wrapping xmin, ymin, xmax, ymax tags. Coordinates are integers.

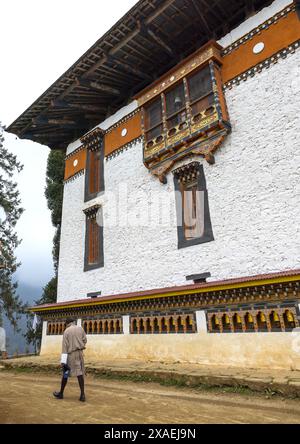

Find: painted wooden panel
<box><xmin>104</xmin><ymin>112</ymin><xmax>142</xmax><ymax>156</ymax></box>
<box><xmin>222</xmin><ymin>11</ymin><xmax>300</xmax><ymax>83</ymax></box>
<box><xmin>64</xmin><ymin>148</ymin><xmax>86</xmax><ymax>181</ymax></box>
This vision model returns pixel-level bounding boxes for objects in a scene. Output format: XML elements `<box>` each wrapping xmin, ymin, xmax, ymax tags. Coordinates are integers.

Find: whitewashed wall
<box><xmin>57</xmin><ymin>1</ymin><xmax>299</xmax><ymax>303</ymax></box>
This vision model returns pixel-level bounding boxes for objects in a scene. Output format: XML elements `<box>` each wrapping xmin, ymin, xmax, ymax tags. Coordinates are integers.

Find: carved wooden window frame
<box><xmin>174</xmin><ymin>162</ymin><xmax>214</xmax><ymax>249</ymax></box>
<box><xmin>139</xmin><ymin>41</ymin><xmax>231</xmax><ymax>183</ymax></box>
<box><xmin>82</xmin><ymin>129</ymin><xmax>105</xmax><ymax>203</ymax></box>
<box><xmin>143</xmin><ymin>63</ymin><xmax>215</xmax><ymax>148</ymax></box>
<box><xmin>84</xmin><ymin>205</ymin><xmax>104</xmax><ymax>272</ymax></box>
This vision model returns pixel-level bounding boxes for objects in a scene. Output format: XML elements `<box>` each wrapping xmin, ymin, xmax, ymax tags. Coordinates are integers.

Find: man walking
<box><xmin>53</xmin><ymin>318</ymin><xmax>87</xmax><ymax>402</ymax></box>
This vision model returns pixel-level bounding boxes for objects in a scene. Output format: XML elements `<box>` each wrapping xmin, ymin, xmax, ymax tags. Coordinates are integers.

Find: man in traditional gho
<box><xmin>53</xmin><ymin>318</ymin><xmax>87</xmax><ymax>402</ymax></box>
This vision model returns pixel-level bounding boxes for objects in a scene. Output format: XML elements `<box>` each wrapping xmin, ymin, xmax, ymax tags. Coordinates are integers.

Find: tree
<box><xmin>45</xmin><ymin>150</ymin><xmax>65</xmax><ymax>272</ymax></box>
<box><xmin>0</xmin><ymin>122</ymin><xmax>24</xmax><ymax>327</ymax></box>
<box><xmin>24</xmin><ymin>276</ymin><xmax>58</xmax><ymax>352</ymax></box>
<box><xmin>25</xmin><ymin>150</ymin><xmax>65</xmax><ymax>349</ymax></box>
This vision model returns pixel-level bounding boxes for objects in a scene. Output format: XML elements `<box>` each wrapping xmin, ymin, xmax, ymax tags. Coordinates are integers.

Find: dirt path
<box><xmin>0</xmin><ymin>370</ymin><xmax>300</xmax><ymax>424</ymax></box>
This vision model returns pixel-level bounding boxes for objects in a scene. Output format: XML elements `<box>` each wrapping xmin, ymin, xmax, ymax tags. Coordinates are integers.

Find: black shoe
<box><xmin>53</xmin><ymin>391</ymin><xmax>63</xmax><ymax>399</ymax></box>
<box><xmin>79</xmin><ymin>394</ymin><xmax>86</xmax><ymax>402</ymax></box>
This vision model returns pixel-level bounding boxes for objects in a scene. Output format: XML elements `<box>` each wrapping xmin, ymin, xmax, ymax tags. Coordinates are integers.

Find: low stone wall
<box><xmin>40</xmin><ymin>332</ymin><xmax>300</xmax><ymax>371</ymax></box>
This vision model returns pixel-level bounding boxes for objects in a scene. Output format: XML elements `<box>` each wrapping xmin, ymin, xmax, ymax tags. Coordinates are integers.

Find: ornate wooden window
<box><xmin>84</xmin><ymin>205</ymin><xmax>104</xmax><ymax>271</ymax></box>
<box><xmin>144</xmin><ymin>98</ymin><xmax>163</xmax><ymax>144</ymax></box>
<box><xmin>81</xmin><ymin>128</ymin><xmax>104</xmax><ymax>202</ymax></box>
<box><xmin>138</xmin><ymin>41</ymin><xmax>231</xmax><ymax>183</ymax></box>
<box><xmin>174</xmin><ymin>162</ymin><xmax>214</xmax><ymax>249</ymax></box>
<box><xmin>188</xmin><ymin>65</ymin><xmax>214</xmax><ymax>118</ymax></box>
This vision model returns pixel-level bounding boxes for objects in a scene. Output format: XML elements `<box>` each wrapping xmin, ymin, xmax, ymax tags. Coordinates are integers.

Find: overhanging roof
<box><xmin>7</xmin><ymin>0</ymin><xmax>273</xmax><ymax>150</ymax></box>
<box><xmin>29</xmin><ymin>269</ymin><xmax>300</xmax><ymax>313</ymax></box>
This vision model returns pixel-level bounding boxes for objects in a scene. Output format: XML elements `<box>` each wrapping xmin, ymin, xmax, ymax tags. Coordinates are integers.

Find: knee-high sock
<box><xmin>60</xmin><ymin>376</ymin><xmax>68</xmax><ymax>394</ymax></box>
<box><xmin>77</xmin><ymin>375</ymin><xmax>85</xmax><ymax>396</ymax></box>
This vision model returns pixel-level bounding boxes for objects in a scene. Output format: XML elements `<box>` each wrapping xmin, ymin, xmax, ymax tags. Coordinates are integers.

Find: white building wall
<box><xmin>57</xmin><ymin>46</ymin><xmax>300</xmax><ymax>302</ymax></box>
<box><xmin>218</xmin><ymin>0</ymin><xmax>292</xmax><ymax>47</ymax></box>
<box><xmin>57</xmin><ymin>0</ymin><xmax>300</xmax><ymax>303</ymax></box>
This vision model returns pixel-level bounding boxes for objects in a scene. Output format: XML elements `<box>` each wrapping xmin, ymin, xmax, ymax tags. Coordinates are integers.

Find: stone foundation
<box><xmin>40</xmin><ymin>331</ymin><xmax>300</xmax><ymax>371</ymax></box>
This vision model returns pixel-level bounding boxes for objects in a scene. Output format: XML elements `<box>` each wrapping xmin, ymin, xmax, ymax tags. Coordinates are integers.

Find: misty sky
<box><xmin>1</xmin><ymin>0</ymin><xmax>138</xmax><ymax>290</ymax></box>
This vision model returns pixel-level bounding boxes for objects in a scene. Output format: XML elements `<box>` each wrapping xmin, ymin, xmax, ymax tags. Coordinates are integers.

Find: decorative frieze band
<box><xmin>64</xmin><ymin>169</ymin><xmax>84</xmax><ymax>184</ymax></box>
<box><xmin>83</xmin><ymin>204</ymin><xmax>101</xmax><ymax>219</ymax></box>
<box><xmin>81</xmin><ymin>127</ymin><xmax>104</xmax><ymax>151</ymax></box>
<box><xmin>173</xmin><ymin>161</ymin><xmax>201</xmax><ymax>183</ymax></box>
<box><xmin>222</xmin><ymin>4</ymin><xmax>295</xmax><ymax>56</ymax></box>
<box><xmin>45</xmin><ymin>303</ymin><xmax>299</xmax><ymax>335</ymax></box>
<box><xmin>105</xmin><ymin>136</ymin><xmax>143</xmax><ymax>161</ymax></box>
<box><xmin>38</xmin><ymin>279</ymin><xmax>300</xmax><ymax>321</ymax></box>
<box><xmin>104</xmin><ymin>109</ymin><xmax>140</xmax><ymax>134</ymax></box>
<box><xmin>224</xmin><ymin>40</ymin><xmax>300</xmax><ymax>90</ymax></box>
<box><xmin>65</xmin><ymin>144</ymin><xmax>84</xmax><ymax>161</ymax></box>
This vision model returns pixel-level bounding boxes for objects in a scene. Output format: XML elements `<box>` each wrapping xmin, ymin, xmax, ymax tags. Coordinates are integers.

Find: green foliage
<box><xmin>38</xmin><ymin>276</ymin><xmax>58</xmax><ymax>305</ymax></box>
<box><xmin>25</xmin><ymin>148</ymin><xmax>65</xmax><ymax>349</ymax></box>
<box><xmin>45</xmin><ymin>150</ymin><xmax>65</xmax><ymax>273</ymax></box>
<box><xmin>45</xmin><ymin>150</ymin><xmax>64</xmax><ymax>228</ymax></box>
<box><xmin>25</xmin><ymin>277</ymin><xmax>58</xmax><ymax>350</ymax></box>
<box><xmin>0</xmin><ymin>123</ymin><xmax>25</xmax><ymax>327</ymax></box>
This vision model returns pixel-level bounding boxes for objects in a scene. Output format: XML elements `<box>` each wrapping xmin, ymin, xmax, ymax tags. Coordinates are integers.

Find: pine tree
<box><xmin>0</xmin><ymin>122</ymin><xmax>24</xmax><ymax>327</ymax></box>
<box><xmin>45</xmin><ymin>149</ymin><xmax>65</xmax><ymax>273</ymax></box>
<box><xmin>25</xmin><ymin>150</ymin><xmax>65</xmax><ymax>349</ymax></box>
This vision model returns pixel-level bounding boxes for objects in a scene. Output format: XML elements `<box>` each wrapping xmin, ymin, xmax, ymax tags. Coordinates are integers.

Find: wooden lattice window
<box><xmin>187</xmin><ymin>65</ymin><xmax>214</xmax><ymax>117</ymax></box>
<box><xmin>83</xmin><ymin>130</ymin><xmax>104</xmax><ymax>202</ymax></box>
<box><xmin>143</xmin><ymin>62</ymin><xmax>221</xmax><ymax>151</ymax></box>
<box><xmin>174</xmin><ymin>162</ymin><xmax>214</xmax><ymax>249</ymax></box>
<box><xmin>165</xmin><ymin>82</ymin><xmax>187</xmax><ymax>131</ymax></box>
<box><xmin>84</xmin><ymin>206</ymin><xmax>104</xmax><ymax>271</ymax></box>
<box><xmin>144</xmin><ymin>98</ymin><xmax>163</xmax><ymax>143</ymax></box>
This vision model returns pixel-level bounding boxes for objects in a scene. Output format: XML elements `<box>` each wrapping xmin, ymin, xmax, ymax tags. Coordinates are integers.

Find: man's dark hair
<box><xmin>65</xmin><ymin>318</ymin><xmax>75</xmax><ymax>325</ymax></box>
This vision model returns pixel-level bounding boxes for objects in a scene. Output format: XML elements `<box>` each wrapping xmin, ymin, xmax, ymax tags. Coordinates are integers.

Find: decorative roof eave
<box><xmin>6</xmin><ymin>0</ymin><xmax>273</xmax><ymax>150</ymax></box>
<box><xmin>29</xmin><ymin>269</ymin><xmax>300</xmax><ymax>313</ymax></box>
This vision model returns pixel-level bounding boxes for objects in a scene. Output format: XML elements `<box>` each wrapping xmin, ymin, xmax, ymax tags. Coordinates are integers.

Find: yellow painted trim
<box><xmin>29</xmin><ymin>274</ymin><xmax>300</xmax><ymax>313</ymax></box>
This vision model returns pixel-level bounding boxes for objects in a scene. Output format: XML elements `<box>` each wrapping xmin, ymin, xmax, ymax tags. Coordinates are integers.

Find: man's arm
<box><xmin>61</xmin><ymin>331</ymin><xmax>69</xmax><ymax>364</ymax></box>
<box><xmin>82</xmin><ymin>329</ymin><xmax>87</xmax><ymax>347</ymax></box>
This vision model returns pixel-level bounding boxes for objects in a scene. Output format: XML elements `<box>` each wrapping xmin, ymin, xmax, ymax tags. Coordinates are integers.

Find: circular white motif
<box><xmin>121</xmin><ymin>128</ymin><xmax>128</xmax><ymax>137</ymax></box>
<box><xmin>170</xmin><ymin>76</ymin><xmax>175</xmax><ymax>82</ymax></box>
<box><xmin>253</xmin><ymin>42</ymin><xmax>265</xmax><ymax>54</ymax></box>
<box><xmin>73</xmin><ymin>159</ymin><xmax>78</xmax><ymax>167</ymax></box>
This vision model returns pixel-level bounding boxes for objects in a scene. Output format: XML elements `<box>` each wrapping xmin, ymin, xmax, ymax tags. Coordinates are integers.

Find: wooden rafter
<box><xmin>7</xmin><ymin>0</ymin><xmax>274</xmax><ymax>149</ymax></box>
<box><xmin>75</xmin><ymin>78</ymin><xmax>120</xmax><ymax>95</ymax></box>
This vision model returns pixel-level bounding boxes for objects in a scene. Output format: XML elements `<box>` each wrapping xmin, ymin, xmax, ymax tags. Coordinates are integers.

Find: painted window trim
<box><xmin>84</xmin><ymin>207</ymin><xmax>104</xmax><ymax>272</ymax></box>
<box><xmin>84</xmin><ymin>141</ymin><xmax>105</xmax><ymax>203</ymax></box>
<box><xmin>174</xmin><ymin>162</ymin><xmax>214</xmax><ymax>249</ymax></box>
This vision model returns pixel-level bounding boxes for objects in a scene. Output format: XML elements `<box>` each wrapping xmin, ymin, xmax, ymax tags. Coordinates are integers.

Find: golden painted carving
<box><xmin>140</xmin><ymin>41</ymin><xmax>231</xmax><ymax>182</ymax></box>
<box><xmin>208</xmin><ymin>307</ymin><xmax>299</xmax><ymax>333</ymax></box>
<box><xmin>136</xmin><ymin>42</ymin><xmax>222</xmax><ymax>106</ymax></box>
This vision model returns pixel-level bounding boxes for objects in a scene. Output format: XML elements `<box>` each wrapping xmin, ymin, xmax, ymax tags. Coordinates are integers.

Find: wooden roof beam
<box><xmin>51</xmin><ymin>99</ymin><xmax>106</xmax><ymax>113</ymax></box>
<box><xmin>105</xmin><ymin>53</ymin><xmax>153</xmax><ymax>81</ymax></box>
<box><xmin>32</xmin><ymin>116</ymin><xmax>88</xmax><ymax>128</ymax></box>
<box><xmin>86</xmin><ymin>0</ymin><xmax>176</xmax><ymax>77</ymax></box>
<box><xmin>191</xmin><ymin>0</ymin><xmax>212</xmax><ymax>34</ymax></box>
<box><xmin>75</xmin><ymin>78</ymin><xmax>120</xmax><ymax>95</ymax></box>
<box><xmin>144</xmin><ymin>0</ymin><xmax>176</xmax><ymax>24</ymax></box>
<box><xmin>139</xmin><ymin>21</ymin><xmax>176</xmax><ymax>57</ymax></box>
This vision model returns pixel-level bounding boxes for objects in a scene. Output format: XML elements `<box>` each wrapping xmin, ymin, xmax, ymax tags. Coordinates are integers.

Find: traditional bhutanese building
<box><xmin>8</xmin><ymin>0</ymin><xmax>300</xmax><ymax>369</ymax></box>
